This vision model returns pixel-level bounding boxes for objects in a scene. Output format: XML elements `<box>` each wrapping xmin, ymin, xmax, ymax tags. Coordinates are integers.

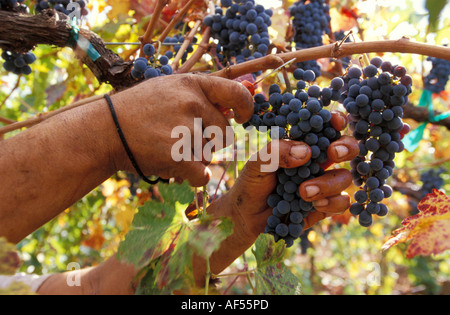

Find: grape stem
<box><xmin>176</xmin><ymin>26</ymin><xmax>212</xmax><ymax>74</ymax></box>
<box><xmin>157</xmin><ymin>0</ymin><xmax>199</xmax><ymax>47</ymax></box>
<box><xmin>0</xmin><ymin>75</ymin><xmax>21</xmax><ymax>111</ymax></box>
<box><xmin>211</xmin><ymin>268</ymin><xmax>256</xmax><ymax>279</ymax></box>
<box><xmin>171</xmin><ymin>20</ymin><xmax>201</xmax><ymax>71</ymax></box>
<box><xmin>139</xmin><ymin>0</ymin><xmax>170</xmax><ymax>57</ymax></box>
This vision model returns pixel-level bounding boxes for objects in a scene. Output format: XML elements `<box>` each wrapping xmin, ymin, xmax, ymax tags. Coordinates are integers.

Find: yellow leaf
<box><xmin>107</xmin><ymin>0</ymin><xmax>131</xmax><ymax>20</ymax></box>
<box><xmin>114</xmin><ymin>205</ymin><xmax>136</xmax><ymax>234</ymax></box>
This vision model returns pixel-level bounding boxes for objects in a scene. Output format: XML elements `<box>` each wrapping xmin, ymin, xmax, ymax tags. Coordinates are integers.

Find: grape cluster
<box><xmin>131</xmin><ymin>43</ymin><xmax>173</xmax><ymax>80</ymax></box>
<box><xmin>419</xmin><ymin>167</ymin><xmax>447</xmax><ymax>199</ymax></box>
<box><xmin>289</xmin><ymin>0</ymin><xmax>331</xmax><ymax>77</ymax></box>
<box><xmin>1</xmin><ymin>50</ymin><xmax>36</xmax><ymax>75</ymax></box>
<box><xmin>35</xmin><ymin>0</ymin><xmax>88</xmax><ymax>16</ymax></box>
<box><xmin>424</xmin><ymin>55</ymin><xmax>450</xmax><ymax>94</ymax></box>
<box><xmin>339</xmin><ymin>58</ymin><xmax>412</xmax><ymax>227</ymax></box>
<box><xmin>203</xmin><ymin>0</ymin><xmax>272</xmax><ymax>77</ymax></box>
<box><xmin>243</xmin><ymin>70</ymin><xmax>343</xmax><ymax>247</ymax></box>
<box><xmin>0</xmin><ymin>0</ymin><xmax>25</xmax><ymax>10</ymax></box>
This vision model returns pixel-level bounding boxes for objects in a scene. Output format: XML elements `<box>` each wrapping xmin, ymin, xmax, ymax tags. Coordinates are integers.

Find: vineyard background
<box><xmin>0</xmin><ymin>0</ymin><xmax>449</xmax><ymax>295</ymax></box>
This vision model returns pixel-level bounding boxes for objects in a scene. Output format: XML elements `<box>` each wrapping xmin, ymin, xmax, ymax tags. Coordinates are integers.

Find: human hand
<box><xmin>223</xmin><ymin>111</ymin><xmax>359</xmax><ymax>243</ymax></box>
<box><xmin>110</xmin><ymin>74</ymin><xmax>254</xmax><ymax>187</ymax></box>
<box><xmin>193</xmin><ymin>111</ymin><xmax>358</xmax><ymax>285</ymax></box>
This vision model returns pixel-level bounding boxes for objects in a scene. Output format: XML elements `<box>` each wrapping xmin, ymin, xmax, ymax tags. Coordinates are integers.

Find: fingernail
<box><xmin>337</xmin><ymin>114</ymin><xmax>346</xmax><ymax>126</ymax></box>
<box><xmin>305</xmin><ymin>185</ymin><xmax>320</xmax><ymax>198</ymax></box>
<box><xmin>313</xmin><ymin>199</ymin><xmax>329</xmax><ymax>207</ymax></box>
<box><xmin>335</xmin><ymin>145</ymin><xmax>349</xmax><ymax>159</ymax></box>
<box><xmin>290</xmin><ymin>144</ymin><xmax>308</xmax><ymax>159</ymax></box>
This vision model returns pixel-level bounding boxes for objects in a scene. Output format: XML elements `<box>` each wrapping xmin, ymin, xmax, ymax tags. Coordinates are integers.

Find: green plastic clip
<box><xmin>67</xmin><ymin>17</ymin><xmax>100</xmax><ymax>62</ymax></box>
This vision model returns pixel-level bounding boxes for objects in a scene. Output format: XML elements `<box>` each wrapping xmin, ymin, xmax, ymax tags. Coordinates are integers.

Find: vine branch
<box><xmin>157</xmin><ymin>0</ymin><xmax>198</xmax><ymax>46</ymax></box>
<box><xmin>0</xmin><ymin>9</ymin><xmax>134</xmax><ymax>91</ymax></box>
<box><xmin>171</xmin><ymin>20</ymin><xmax>201</xmax><ymax>71</ymax></box>
<box><xmin>403</xmin><ymin>103</ymin><xmax>450</xmax><ymax>131</ymax></box>
<box><xmin>176</xmin><ymin>26</ymin><xmax>211</xmax><ymax>74</ymax></box>
<box><xmin>210</xmin><ymin>37</ymin><xmax>450</xmax><ymax>79</ymax></box>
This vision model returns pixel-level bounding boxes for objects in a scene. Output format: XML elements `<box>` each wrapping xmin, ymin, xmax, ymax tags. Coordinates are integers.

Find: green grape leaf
<box><xmin>252</xmin><ymin>234</ymin><xmax>302</xmax><ymax>295</ymax></box>
<box><xmin>252</xmin><ymin>233</ymin><xmax>286</xmax><ymax>268</ymax></box>
<box><xmin>143</xmin><ymin>215</ymin><xmax>233</xmax><ymax>293</ymax></box>
<box><xmin>116</xmin><ymin>181</ymin><xmax>194</xmax><ymax>268</ymax></box>
<box><xmin>158</xmin><ymin>181</ymin><xmax>196</xmax><ymax>205</ymax></box>
<box><xmin>117</xmin><ymin>181</ymin><xmax>233</xmax><ymax>293</ymax></box>
<box><xmin>188</xmin><ymin>216</ymin><xmax>234</xmax><ymax>259</ymax></box>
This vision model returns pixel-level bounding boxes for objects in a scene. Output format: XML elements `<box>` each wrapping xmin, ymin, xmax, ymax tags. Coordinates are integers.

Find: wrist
<box><xmin>207</xmin><ymin>192</ymin><xmax>258</xmax><ymax>249</ymax></box>
<box><xmin>71</xmin><ymin>96</ymin><xmax>126</xmax><ymax>175</ymax></box>
<box><xmin>193</xmin><ymin>192</ymin><xmax>258</xmax><ymax>287</ymax></box>
<box><xmin>105</xmin><ymin>85</ymin><xmax>157</xmax><ymax>174</ymax></box>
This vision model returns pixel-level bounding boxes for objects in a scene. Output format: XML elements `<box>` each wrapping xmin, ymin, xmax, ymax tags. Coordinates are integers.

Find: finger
<box><xmin>312</xmin><ymin>194</ymin><xmax>351</xmax><ymax>214</ymax></box>
<box><xmin>303</xmin><ymin>211</ymin><xmax>327</xmax><ymax>230</ymax></box>
<box><xmin>330</xmin><ymin>111</ymin><xmax>348</xmax><ymax>131</ymax></box>
<box><xmin>177</xmin><ymin>160</ymin><xmax>212</xmax><ymax>187</ymax></box>
<box><xmin>303</xmin><ymin>195</ymin><xmax>351</xmax><ymax>229</ymax></box>
<box><xmin>200</xmin><ymin>105</ymin><xmax>234</xmax><ymax>154</ymax></box>
<box><xmin>231</xmin><ymin>140</ymin><xmax>312</xmax><ymax>216</ymax></box>
<box><xmin>299</xmin><ymin>169</ymin><xmax>352</xmax><ymax>202</ymax></box>
<box><xmin>195</xmin><ymin>74</ymin><xmax>254</xmax><ymax>124</ymax></box>
<box><xmin>241</xmin><ymin>140</ymin><xmax>312</xmax><ymax>180</ymax></box>
<box><xmin>327</xmin><ymin>135</ymin><xmax>360</xmax><ymax>164</ymax></box>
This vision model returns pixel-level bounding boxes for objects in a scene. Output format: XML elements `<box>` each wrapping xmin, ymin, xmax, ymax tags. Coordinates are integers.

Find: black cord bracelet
<box><xmin>104</xmin><ymin>94</ymin><xmax>169</xmax><ymax>185</ymax></box>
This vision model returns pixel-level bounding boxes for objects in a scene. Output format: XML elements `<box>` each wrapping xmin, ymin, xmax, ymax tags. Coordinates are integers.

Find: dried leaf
<box><xmin>382</xmin><ymin>189</ymin><xmax>450</xmax><ymax>259</ymax></box>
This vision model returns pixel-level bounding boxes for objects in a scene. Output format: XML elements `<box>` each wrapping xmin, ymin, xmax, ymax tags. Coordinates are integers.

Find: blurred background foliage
<box><xmin>0</xmin><ymin>0</ymin><xmax>449</xmax><ymax>294</ymax></box>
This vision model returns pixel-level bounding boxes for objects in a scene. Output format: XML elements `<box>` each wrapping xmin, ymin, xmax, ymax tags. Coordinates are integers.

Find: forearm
<box><xmin>37</xmin><ymin>256</ymin><xmax>138</xmax><ymax>295</ymax></box>
<box><xmin>0</xmin><ymin>97</ymin><xmax>121</xmax><ymax>243</ymax></box>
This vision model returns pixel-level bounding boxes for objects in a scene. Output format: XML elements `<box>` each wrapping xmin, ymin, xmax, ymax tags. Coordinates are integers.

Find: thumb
<box><xmin>195</xmin><ymin>74</ymin><xmax>254</xmax><ymax>124</ymax></box>
<box><xmin>228</xmin><ymin>140</ymin><xmax>311</xmax><ymax>235</ymax></box>
<box><xmin>234</xmin><ymin>140</ymin><xmax>311</xmax><ymax>198</ymax></box>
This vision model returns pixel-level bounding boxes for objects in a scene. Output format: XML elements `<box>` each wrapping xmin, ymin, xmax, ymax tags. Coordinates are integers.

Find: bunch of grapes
<box><xmin>419</xmin><ymin>167</ymin><xmax>447</xmax><ymax>199</ymax></box>
<box><xmin>131</xmin><ymin>43</ymin><xmax>173</xmax><ymax>80</ymax></box>
<box><xmin>339</xmin><ymin>58</ymin><xmax>412</xmax><ymax>227</ymax></box>
<box><xmin>424</xmin><ymin>55</ymin><xmax>450</xmax><ymax>94</ymax></box>
<box><xmin>1</xmin><ymin>50</ymin><xmax>36</xmax><ymax>75</ymax></box>
<box><xmin>288</xmin><ymin>0</ymin><xmax>331</xmax><ymax>77</ymax></box>
<box><xmin>34</xmin><ymin>0</ymin><xmax>88</xmax><ymax>16</ymax></box>
<box><xmin>0</xmin><ymin>0</ymin><xmax>25</xmax><ymax>10</ymax></box>
<box><xmin>243</xmin><ymin>70</ymin><xmax>343</xmax><ymax>247</ymax></box>
<box><xmin>203</xmin><ymin>0</ymin><xmax>272</xmax><ymax>77</ymax></box>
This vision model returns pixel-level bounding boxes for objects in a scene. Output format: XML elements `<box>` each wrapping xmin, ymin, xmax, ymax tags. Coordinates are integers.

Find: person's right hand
<box><xmin>110</xmin><ymin>74</ymin><xmax>254</xmax><ymax>187</ymax></box>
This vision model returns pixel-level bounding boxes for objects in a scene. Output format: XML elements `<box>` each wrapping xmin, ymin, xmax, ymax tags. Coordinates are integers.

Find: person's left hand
<box><xmin>216</xmin><ymin>111</ymin><xmax>359</xmax><ymax>243</ymax></box>
<box><xmin>193</xmin><ymin>111</ymin><xmax>359</xmax><ymax>286</ymax></box>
